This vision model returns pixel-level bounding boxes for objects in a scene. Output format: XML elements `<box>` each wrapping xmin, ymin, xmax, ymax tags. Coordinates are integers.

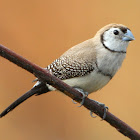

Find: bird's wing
<box><xmin>46</xmin><ymin>39</ymin><xmax>97</xmax><ymax>80</ymax></box>
<box><xmin>46</xmin><ymin>57</ymin><xmax>94</xmax><ymax>80</ymax></box>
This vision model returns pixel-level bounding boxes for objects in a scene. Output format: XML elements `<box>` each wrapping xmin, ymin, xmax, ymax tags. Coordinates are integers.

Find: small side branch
<box><xmin>0</xmin><ymin>44</ymin><xmax>140</xmax><ymax>140</ymax></box>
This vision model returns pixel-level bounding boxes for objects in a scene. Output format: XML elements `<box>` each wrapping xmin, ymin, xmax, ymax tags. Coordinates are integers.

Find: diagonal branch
<box><xmin>0</xmin><ymin>44</ymin><xmax>140</xmax><ymax>140</ymax></box>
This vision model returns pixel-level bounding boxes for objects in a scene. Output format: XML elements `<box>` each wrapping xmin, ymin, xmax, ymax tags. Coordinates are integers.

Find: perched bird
<box><xmin>0</xmin><ymin>23</ymin><xmax>135</xmax><ymax>118</ymax></box>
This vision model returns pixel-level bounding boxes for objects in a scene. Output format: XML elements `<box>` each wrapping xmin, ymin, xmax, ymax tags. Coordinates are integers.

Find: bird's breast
<box><xmin>96</xmin><ymin>48</ymin><xmax>126</xmax><ymax>77</ymax></box>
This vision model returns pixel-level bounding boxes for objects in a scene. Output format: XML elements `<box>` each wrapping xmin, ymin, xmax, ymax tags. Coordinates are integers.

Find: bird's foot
<box><xmin>72</xmin><ymin>88</ymin><xmax>88</xmax><ymax>107</ymax></box>
<box><xmin>90</xmin><ymin>100</ymin><xmax>109</xmax><ymax>120</ymax></box>
<box><xmin>90</xmin><ymin>111</ymin><xmax>97</xmax><ymax>118</ymax></box>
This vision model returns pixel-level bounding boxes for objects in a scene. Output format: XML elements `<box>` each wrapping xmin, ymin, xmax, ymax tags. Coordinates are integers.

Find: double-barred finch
<box><xmin>0</xmin><ymin>23</ymin><xmax>135</xmax><ymax>118</ymax></box>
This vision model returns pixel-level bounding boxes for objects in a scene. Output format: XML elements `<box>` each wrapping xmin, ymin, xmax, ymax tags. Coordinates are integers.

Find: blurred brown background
<box><xmin>0</xmin><ymin>0</ymin><xmax>139</xmax><ymax>140</ymax></box>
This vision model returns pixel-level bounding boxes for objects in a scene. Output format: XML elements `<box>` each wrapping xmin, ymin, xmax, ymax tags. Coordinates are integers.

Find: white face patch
<box><xmin>103</xmin><ymin>28</ymin><xmax>129</xmax><ymax>52</ymax></box>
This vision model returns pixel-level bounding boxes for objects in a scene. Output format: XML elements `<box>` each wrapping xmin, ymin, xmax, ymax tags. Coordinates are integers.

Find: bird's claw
<box><xmin>101</xmin><ymin>105</ymin><xmax>109</xmax><ymax>120</ymax></box>
<box><xmin>90</xmin><ymin>111</ymin><xmax>97</xmax><ymax>118</ymax></box>
<box><xmin>72</xmin><ymin>99</ymin><xmax>77</xmax><ymax>104</ymax></box>
<box><xmin>72</xmin><ymin>88</ymin><xmax>108</xmax><ymax>120</ymax></box>
<box><xmin>72</xmin><ymin>88</ymin><xmax>89</xmax><ymax>107</ymax></box>
<box><xmin>78</xmin><ymin>91</ymin><xmax>87</xmax><ymax>107</ymax></box>
<box><xmin>90</xmin><ymin>100</ymin><xmax>109</xmax><ymax>120</ymax></box>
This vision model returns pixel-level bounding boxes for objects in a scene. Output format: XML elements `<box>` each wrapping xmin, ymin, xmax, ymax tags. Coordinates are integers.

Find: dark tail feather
<box><xmin>0</xmin><ymin>83</ymin><xmax>50</xmax><ymax>118</ymax></box>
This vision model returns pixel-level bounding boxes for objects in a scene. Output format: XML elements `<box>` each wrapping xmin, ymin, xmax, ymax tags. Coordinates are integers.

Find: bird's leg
<box><xmin>72</xmin><ymin>88</ymin><xmax>108</xmax><ymax>119</ymax></box>
<box><xmin>90</xmin><ymin>100</ymin><xmax>109</xmax><ymax>120</ymax></box>
<box><xmin>72</xmin><ymin>88</ymin><xmax>89</xmax><ymax>107</ymax></box>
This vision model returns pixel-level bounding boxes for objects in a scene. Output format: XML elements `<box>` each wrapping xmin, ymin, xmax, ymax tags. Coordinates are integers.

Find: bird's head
<box><xmin>97</xmin><ymin>23</ymin><xmax>135</xmax><ymax>53</ymax></box>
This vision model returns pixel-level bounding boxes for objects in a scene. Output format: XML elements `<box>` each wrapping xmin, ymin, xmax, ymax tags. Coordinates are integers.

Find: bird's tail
<box><xmin>0</xmin><ymin>83</ymin><xmax>50</xmax><ymax>118</ymax></box>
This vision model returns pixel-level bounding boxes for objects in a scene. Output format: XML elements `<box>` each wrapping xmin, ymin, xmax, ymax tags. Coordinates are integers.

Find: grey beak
<box><xmin>122</xmin><ymin>29</ymin><xmax>135</xmax><ymax>41</ymax></box>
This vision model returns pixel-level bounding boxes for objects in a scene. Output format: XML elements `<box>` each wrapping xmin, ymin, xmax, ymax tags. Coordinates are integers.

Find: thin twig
<box><xmin>0</xmin><ymin>44</ymin><xmax>140</xmax><ymax>140</ymax></box>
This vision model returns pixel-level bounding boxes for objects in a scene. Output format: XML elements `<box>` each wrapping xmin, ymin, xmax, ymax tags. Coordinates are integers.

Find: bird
<box><xmin>0</xmin><ymin>23</ymin><xmax>135</xmax><ymax>118</ymax></box>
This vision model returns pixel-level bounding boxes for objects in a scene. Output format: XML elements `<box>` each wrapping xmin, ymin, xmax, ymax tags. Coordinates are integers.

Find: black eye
<box><xmin>113</xmin><ymin>30</ymin><xmax>119</xmax><ymax>35</ymax></box>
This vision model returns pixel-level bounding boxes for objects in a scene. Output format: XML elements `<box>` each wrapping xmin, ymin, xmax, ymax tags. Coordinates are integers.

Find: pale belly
<box><xmin>48</xmin><ymin>71</ymin><xmax>111</xmax><ymax>93</ymax></box>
